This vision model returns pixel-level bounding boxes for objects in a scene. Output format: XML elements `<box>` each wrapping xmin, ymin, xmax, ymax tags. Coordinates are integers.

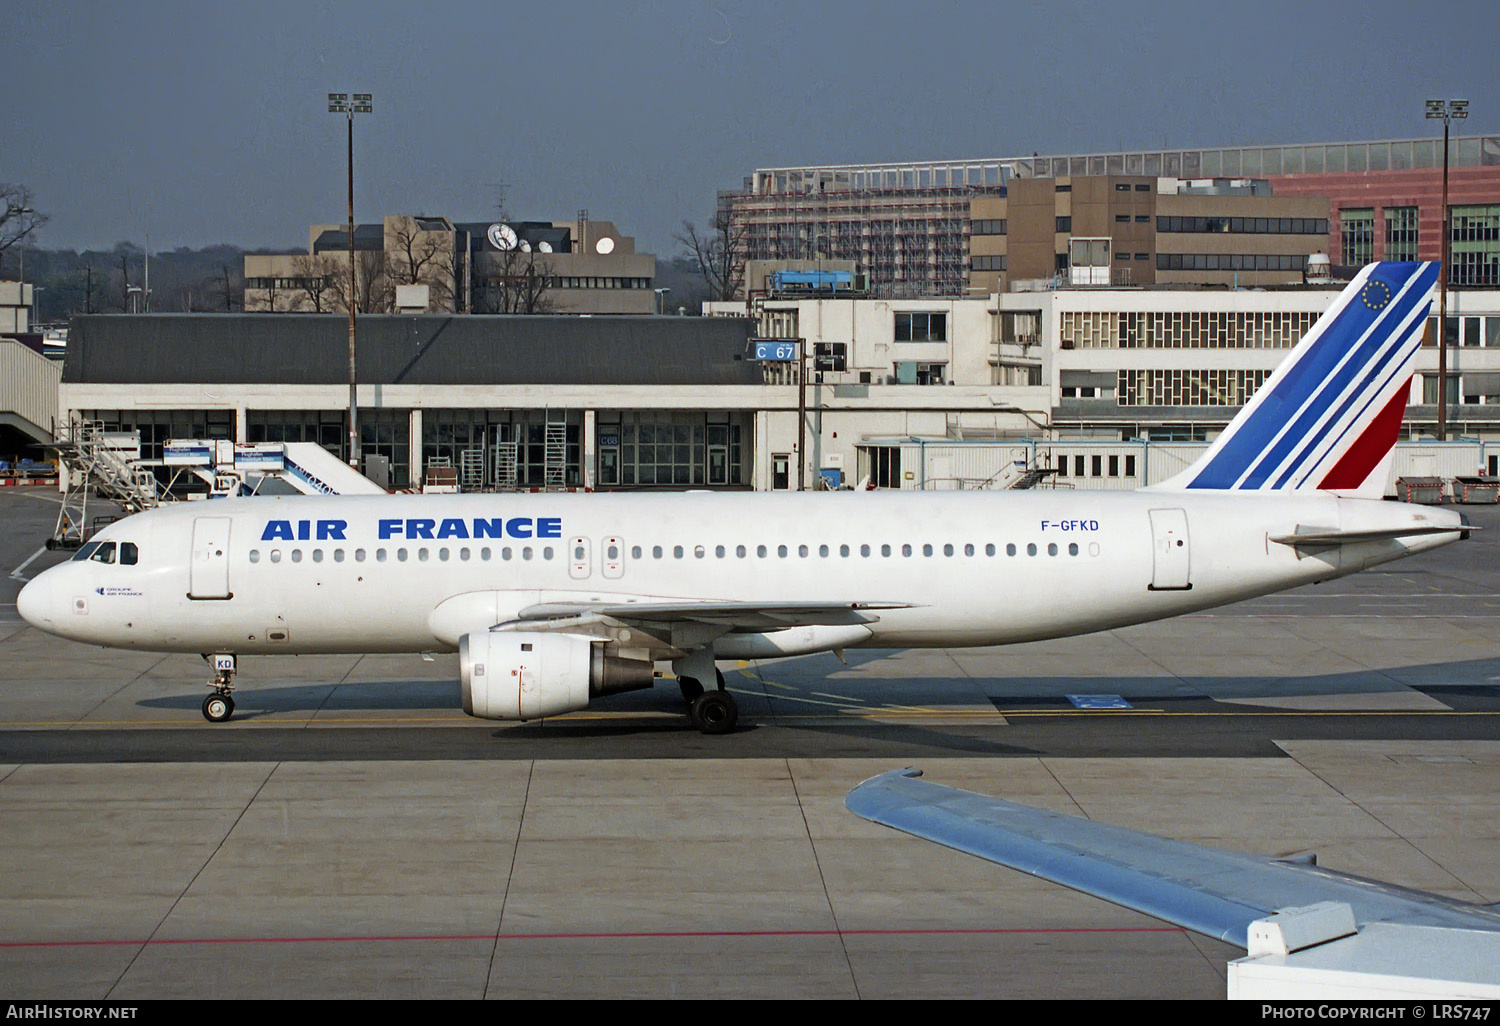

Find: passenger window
<box><xmin>943</xmin><ymin>544</ymin><xmax>954</xmax><ymax>557</ymax></box>
<box><xmin>248</xmin><ymin>549</ymin><xmax>259</xmax><ymax>564</ymax></box>
<box><xmin>694</xmin><ymin>546</ymin><xmax>705</xmax><ymax>559</ymax></box>
<box><xmin>653</xmin><ymin>546</ymin><xmax>663</xmax><ymax>559</ymax></box>
<box><xmin>335</xmin><ymin>549</ymin><xmax>346</xmax><ymax>562</ymax></box>
<box><xmin>397</xmin><ymin>548</ymin><xmax>408</xmax><ymax>562</ymax></box>
<box><xmin>840</xmin><ymin>545</ymin><xmax>850</xmax><ymax>557</ymax></box>
<box><xmin>964</xmin><ymin>544</ymin><xmax>974</xmax><ymax>556</ymax></box>
<box><xmin>757</xmin><ymin>545</ymin><xmax>768</xmax><ymax>558</ymax></box>
<box><xmin>1006</xmin><ymin>544</ymin><xmax>1017</xmax><ymax>556</ymax></box>
<box><xmin>502</xmin><ymin>547</ymin><xmax>513</xmax><ymax>561</ymax></box>
<box><xmin>481</xmin><ymin>548</ymin><xmax>492</xmax><ymax>561</ymax></box>
<box><xmin>460</xmin><ymin>547</ymin><xmax>470</xmax><ymax>561</ymax></box>
<box><xmin>714</xmin><ymin>545</ymin><xmax>725</xmax><ymax>558</ymax></box>
<box><xmin>270</xmin><ymin>550</ymin><xmax>282</xmax><ymax>563</ymax></box>
<box><xmin>1026</xmin><ymin>543</ymin><xmax>1038</xmax><ymax>556</ymax></box>
<box><xmin>355</xmin><ymin>549</ymin><xmax>367</xmax><ymax>562</ymax></box>
<box><xmin>798</xmin><ymin>545</ymin><xmax>809</xmax><ymax>558</ymax></box>
<box><xmin>880</xmin><ymin>544</ymin><xmax>890</xmax><ymax>557</ymax></box>
<box><xmin>522</xmin><ymin>547</ymin><xmax>533</xmax><ymax>561</ymax></box>
<box><xmin>922</xmin><ymin>544</ymin><xmax>933</xmax><ymax>557</ymax></box>
<box><xmin>818</xmin><ymin>545</ymin><xmax>829</xmax><ymax>557</ymax></box>
<box><xmin>119</xmin><ymin>542</ymin><xmax>139</xmax><ymax>565</ymax></box>
<box><xmin>985</xmin><ymin>544</ymin><xmax>996</xmax><ymax>556</ymax></box>
<box><xmin>630</xmin><ymin>546</ymin><xmax>642</xmax><ymax>559</ymax></box>
<box><xmin>376</xmin><ymin>549</ymin><xmax>387</xmax><ymax>562</ymax></box>
<box><xmin>777</xmin><ymin>545</ymin><xmax>788</xmax><ymax>558</ymax></box>
<box><xmin>736</xmin><ymin>545</ymin><xmax>746</xmax><ymax>558</ymax></box>
<box><xmin>437</xmin><ymin>548</ymin><xmax>448</xmax><ymax>561</ymax></box>
<box><xmin>902</xmin><ymin>544</ymin><xmax>912</xmax><ymax>557</ymax></box>
<box><xmin>313</xmin><ymin>549</ymin><xmax>325</xmax><ymax>563</ymax></box>
<box><xmin>1048</xmin><ymin>543</ymin><xmax>1058</xmax><ymax>556</ymax></box>
<box><xmin>543</xmin><ymin>547</ymin><xmax>554</xmax><ymax>560</ymax></box>
<box><xmin>1068</xmin><ymin>543</ymin><xmax>1079</xmax><ymax>556</ymax></box>
<box><xmin>674</xmin><ymin>546</ymin><xmax>685</xmax><ymax>559</ymax></box>
<box><xmin>292</xmin><ymin>549</ymin><xmax>303</xmax><ymax>563</ymax></box>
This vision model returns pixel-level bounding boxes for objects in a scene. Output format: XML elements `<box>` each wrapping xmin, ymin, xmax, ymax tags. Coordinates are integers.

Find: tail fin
<box><xmin>1147</xmin><ymin>261</ymin><xmax>1438</xmax><ymax>499</ymax></box>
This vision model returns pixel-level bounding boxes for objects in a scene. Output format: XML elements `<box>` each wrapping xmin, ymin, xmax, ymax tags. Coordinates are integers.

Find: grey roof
<box><xmin>311</xmin><ymin>224</ymin><xmax>386</xmax><ymax>253</ymax></box>
<box><xmin>63</xmin><ymin>314</ymin><xmax>760</xmax><ymax>387</ymax></box>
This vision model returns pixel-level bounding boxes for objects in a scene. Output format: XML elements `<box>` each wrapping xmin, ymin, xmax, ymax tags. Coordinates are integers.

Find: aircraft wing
<box><xmin>515</xmin><ymin>599</ymin><xmax>913</xmax><ymax>631</ymax></box>
<box><xmin>845</xmin><ymin>769</ymin><xmax>1500</xmax><ymax>948</ymax></box>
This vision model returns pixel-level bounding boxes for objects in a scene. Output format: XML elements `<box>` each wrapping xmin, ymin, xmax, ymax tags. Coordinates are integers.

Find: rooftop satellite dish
<box><xmin>487</xmin><ymin>223</ymin><xmax>518</xmax><ymax>251</ymax></box>
<box><xmin>595</xmin><ymin>237</ymin><xmax>615</xmax><ymax>255</ymax></box>
<box><xmin>520</xmin><ymin>240</ymin><xmax>532</xmax><ymax>252</ymax></box>
<box><xmin>537</xmin><ymin>240</ymin><xmax>553</xmax><ymax>253</ymax></box>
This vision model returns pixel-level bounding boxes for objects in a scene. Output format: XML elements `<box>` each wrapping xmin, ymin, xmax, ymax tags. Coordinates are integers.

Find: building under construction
<box><xmin>721</xmin><ymin>133</ymin><xmax>1500</xmax><ymax>297</ymax></box>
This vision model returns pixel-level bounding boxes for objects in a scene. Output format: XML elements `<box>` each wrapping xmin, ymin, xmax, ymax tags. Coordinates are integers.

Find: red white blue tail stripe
<box><xmin>1151</xmin><ymin>262</ymin><xmax>1438</xmax><ymax>498</ymax></box>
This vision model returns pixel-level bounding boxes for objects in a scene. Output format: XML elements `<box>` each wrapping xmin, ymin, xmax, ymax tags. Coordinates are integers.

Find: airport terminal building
<box><xmin>50</xmin><ymin>278</ymin><xmax>1500</xmax><ymax>495</ymax></box>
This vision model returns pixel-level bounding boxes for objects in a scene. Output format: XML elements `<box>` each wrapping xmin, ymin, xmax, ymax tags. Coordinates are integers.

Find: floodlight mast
<box><xmin>1425</xmin><ymin>98</ymin><xmax>1468</xmax><ymax>441</ymax></box>
<box><xmin>329</xmin><ymin>92</ymin><xmax>372</xmax><ymax>470</ymax></box>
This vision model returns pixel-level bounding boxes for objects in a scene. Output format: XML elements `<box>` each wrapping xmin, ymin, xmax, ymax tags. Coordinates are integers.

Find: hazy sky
<box><xmin>7</xmin><ymin>0</ymin><xmax>1497</xmax><ymax>257</ymax></box>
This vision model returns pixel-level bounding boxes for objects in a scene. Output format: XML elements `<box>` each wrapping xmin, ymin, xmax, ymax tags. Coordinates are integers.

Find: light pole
<box><xmin>1426</xmin><ymin>97</ymin><xmax>1468</xmax><ymax>441</ymax></box>
<box><xmin>329</xmin><ymin>91</ymin><xmax>372</xmax><ymax>469</ymax></box>
<box><xmin>654</xmin><ymin>287</ymin><xmax>671</xmax><ymax>315</ymax></box>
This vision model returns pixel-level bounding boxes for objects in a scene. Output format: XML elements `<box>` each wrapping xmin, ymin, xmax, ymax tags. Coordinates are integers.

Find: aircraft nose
<box><xmin>16</xmin><ymin>573</ymin><xmax>53</xmax><ymax>629</ymax></box>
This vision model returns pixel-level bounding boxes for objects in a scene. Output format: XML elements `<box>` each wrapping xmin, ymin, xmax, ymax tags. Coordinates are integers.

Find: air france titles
<box><xmin>260</xmin><ymin>518</ymin><xmax>562</xmax><ymax>543</ymax></box>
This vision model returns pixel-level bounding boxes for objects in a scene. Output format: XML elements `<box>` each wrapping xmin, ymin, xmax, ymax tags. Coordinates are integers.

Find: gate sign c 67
<box><xmin>754</xmin><ymin>340</ymin><xmax>799</xmax><ymax>362</ymax></box>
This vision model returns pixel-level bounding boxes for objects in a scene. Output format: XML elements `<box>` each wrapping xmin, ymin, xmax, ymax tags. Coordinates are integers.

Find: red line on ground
<box><xmin>0</xmin><ymin>926</ymin><xmax>1182</xmax><ymax>949</ymax></box>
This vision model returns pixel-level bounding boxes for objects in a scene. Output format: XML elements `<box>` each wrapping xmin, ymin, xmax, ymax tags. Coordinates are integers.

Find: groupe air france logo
<box><xmin>1360</xmin><ymin>279</ymin><xmax>1392</xmax><ymax>311</ymax></box>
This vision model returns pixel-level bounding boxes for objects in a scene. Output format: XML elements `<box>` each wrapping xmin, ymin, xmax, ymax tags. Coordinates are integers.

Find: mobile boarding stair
<box><xmin>47</xmin><ymin>419</ymin><xmax>165</xmax><ymax>548</ymax></box>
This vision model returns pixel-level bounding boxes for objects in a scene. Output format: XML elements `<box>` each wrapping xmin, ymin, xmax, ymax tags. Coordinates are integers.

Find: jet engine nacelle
<box><xmin>459</xmin><ymin>630</ymin><xmax>655</xmax><ymax>721</ymax></box>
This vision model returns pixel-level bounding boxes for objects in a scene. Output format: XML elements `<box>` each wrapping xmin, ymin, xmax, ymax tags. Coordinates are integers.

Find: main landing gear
<box><xmin>201</xmin><ymin>654</ymin><xmax>237</xmax><ymax>723</ymax></box>
<box><xmin>679</xmin><ymin>668</ymin><xmax>737</xmax><ymax>735</ymax></box>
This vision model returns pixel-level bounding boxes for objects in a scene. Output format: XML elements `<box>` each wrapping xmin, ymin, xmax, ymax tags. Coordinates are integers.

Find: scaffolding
<box><xmin>723</xmin><ymin>184</ymin><xmax>992</xmax><ymax>298</ymax></box>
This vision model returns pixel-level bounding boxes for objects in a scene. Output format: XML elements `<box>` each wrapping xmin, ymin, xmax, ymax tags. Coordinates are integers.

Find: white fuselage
<box><xmin>17</xmin><ymin>490</ymin><xmax>1464</xmax><ymax>658</ymax></box>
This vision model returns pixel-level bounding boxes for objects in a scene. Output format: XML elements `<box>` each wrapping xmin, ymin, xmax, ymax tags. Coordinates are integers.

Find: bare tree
<box><xmin>78</xmin><ymin>264</ymin><xmax>103</xmax><ymax>314</ymax></box>
<box><xmin>674</xmin><ymin>207</ymin><xmax>746</xmax><ymax>302</ymax></box>
<box><xmin>213</xmin><ymin>262</ymin><xmax>242</xmax><ymax>312</ymax></box>
<box><xmin>475</xmin><ymin>245</ymin><xmax>555</xmax><ymax>314</ymax></box>
<box><xmin>0</xmin><ymin>184</ymin><xmax>47</xmax><ymax>273</ymax></box>
<box><xmin>385</xmin><ymin>217</ymin><xmax>455</xmax><ymax>310</ymax></box>
<box><xmin>289</xmin><ymin>254</ymin><xmax>340</xmax><ymax>312</ymax></box>
<box><xmin>328</xmin><ymin>250</ymin><xmax>390</xmax><ymax>313</ymax></box>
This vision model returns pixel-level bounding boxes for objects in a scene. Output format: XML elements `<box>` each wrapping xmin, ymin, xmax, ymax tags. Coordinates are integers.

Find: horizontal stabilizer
<box><xmin>1269</xmin><ymin>525</ymin><xmax>1472</xmax><ymax>547</ymax></box>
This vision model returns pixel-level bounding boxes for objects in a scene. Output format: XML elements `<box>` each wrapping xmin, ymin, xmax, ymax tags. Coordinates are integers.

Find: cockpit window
<box><xmin>89</xmin><ymin>542</ymin><xmax>117</xmax><ymax>564</ymax></box>
<box><xmin>119</xmin><ymin>542</ymin><xmax>139</xmax><ymax>565</ymax></box>
<box><xmin>71</xmin><ymin>542</ymin><xmax>101</xmax><ymax>562</ymax></box>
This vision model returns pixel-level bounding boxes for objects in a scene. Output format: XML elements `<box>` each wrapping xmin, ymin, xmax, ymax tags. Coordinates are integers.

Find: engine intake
<box><xmin>459</xmin><ymin>630</ymin><xmax>654</xmax><ymax>720</ymax></box>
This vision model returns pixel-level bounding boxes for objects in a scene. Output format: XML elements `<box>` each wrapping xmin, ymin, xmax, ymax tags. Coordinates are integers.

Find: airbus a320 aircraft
<box><xmin>17</xmin><ymin>262</ymin><xmax>1468</xmax><ymax>733</ymax></box>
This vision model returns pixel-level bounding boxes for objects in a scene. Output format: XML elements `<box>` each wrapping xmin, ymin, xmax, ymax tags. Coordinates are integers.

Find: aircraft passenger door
<box><xmin>189</xmin><ymin>516</ymin><xmax>233</xmax><ymax>600</ymax></box>
<box><xmin>602</xmin><ymin>536</ymin><xmax>624</xmax><ymax>579</ymax></box>
<box><xmin>568</xmin><ymin>536</ymin><xmax>591</xmax><ymax>580</ymax></box>
<box><xmin>1147</xmin><ymin>508</ymin><xmax>1192</xmax><ymax>591</ymax></box>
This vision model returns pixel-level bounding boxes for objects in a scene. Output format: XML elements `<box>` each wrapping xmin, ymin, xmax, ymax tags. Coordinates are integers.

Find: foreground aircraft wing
<box><xmin>845</xmin><ymin>769</ymin><xmax>1500</xmax><ymax>948</ymax></box>
<box><xmin>517</xmin><ymin>599</ymin><xmax>914</xmax><ymax>630</ymax></box>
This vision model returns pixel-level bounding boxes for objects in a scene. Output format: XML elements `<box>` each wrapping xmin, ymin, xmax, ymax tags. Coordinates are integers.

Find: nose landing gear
<box><xmin>202</xmin><ymin>653</ymin><xmax>237</xmax><ymax>722</ymax></box>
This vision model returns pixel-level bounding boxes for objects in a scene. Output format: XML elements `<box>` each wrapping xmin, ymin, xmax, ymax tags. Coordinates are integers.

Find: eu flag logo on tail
<box><xmin>1360</xmin><ymin>279</ymin><xmax>1392</xmax><ymax>310</ymax></box>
